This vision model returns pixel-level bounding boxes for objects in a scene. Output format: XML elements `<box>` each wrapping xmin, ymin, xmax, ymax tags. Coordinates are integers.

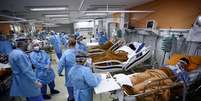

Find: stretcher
<box><xmin>92</xmin><ymin>42</ymin><xmax>152</xmax><ymax>72</ymax></box>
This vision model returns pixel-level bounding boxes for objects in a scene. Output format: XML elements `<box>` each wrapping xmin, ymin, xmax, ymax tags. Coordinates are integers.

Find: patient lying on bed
<box><xmin>89</xmin><ymin>41</ymin><xmax>113</xmax><ymax>51</ymax></box>
<box><xmin>116</xmin><ymin>58</ymin><xmax>190</xmax><ymax>101</ymax></box>
<box><xmin>91</xmin><ymin>43</ymin><xmax>141</xmax><ymax>63</ymax></box>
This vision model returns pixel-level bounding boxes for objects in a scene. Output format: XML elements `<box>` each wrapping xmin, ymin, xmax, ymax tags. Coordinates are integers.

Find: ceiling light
<box><xmin>43</xmin><ymin>23</ymin><xmax>56</xmax><ymax>25</ymax></box>
<box><xmin>30</xmin><ymin>7</ymin><xmax>67</xmax><ymax>11</ymax></box>
<box><xmin>50</xmin><ymin>18</ymin><xmax>69</xmax><ymax>20</ymax></box>
<box><xmin>85</xmin><ymin>13</ymin><xmax>107</xmax><ymax>16</ymax></box>
<box><xmin>79</xmin><ymin>19</ymin><xmax>94</xmax><ymax>22</ymax></box>
<box><xmin>83</xmin><ymin>10</ymin><xmax>154</xmax><ymax>13</ymax></box>
<box><xmin>44</xmin><ymin>14</ymin><xmax>69</xmax><ymax>18</ymax></box>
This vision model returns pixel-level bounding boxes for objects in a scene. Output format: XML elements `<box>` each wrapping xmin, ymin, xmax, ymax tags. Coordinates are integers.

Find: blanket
<box><xmin>91</xmin><ymin>50</ymin><xmax>128</xmax><ymax>63</ymax></box>
<box><xmin>89</xmin><ymin>41</ymin><xmax>113</xmax><ymax>51</ymax></box>
<box><xmin>123</xmin><ymin>69</ymin><xmax>174</xmax><ymax>101</ymax></box>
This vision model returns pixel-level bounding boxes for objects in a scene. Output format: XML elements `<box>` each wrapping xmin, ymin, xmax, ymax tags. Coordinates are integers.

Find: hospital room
<box><xmin>0</xmin><ymin>0</ymin><xmax>201</xmax><ymax>101</ymax></box>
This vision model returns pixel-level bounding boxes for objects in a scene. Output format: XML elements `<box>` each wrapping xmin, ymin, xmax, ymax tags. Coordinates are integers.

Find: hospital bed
<box><xmin>88</xmin><ymin>39</ymin><xmax>126</xmax><ymax>56</ymax></box>
<box><xmin>92</xmin><ymin>42</ymin><xmax>152</xmax><ymax>73</ymax></box>
<box><xmin>112</xmin><ymin>66</ymin><xmax>201</xmax><ymax>101</ymax></box>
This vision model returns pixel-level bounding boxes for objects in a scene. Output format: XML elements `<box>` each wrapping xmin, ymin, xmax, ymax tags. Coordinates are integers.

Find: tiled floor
<box><xmin>46</xmin><ymin>72</ymin><xmax>68</xmax><ymax>101</ymax></box>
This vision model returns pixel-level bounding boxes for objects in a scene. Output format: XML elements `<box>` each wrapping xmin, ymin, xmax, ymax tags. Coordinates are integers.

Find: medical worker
<box><xmin>98</xmin><ymin>32</ymin><xmax>108</xmax><ymax>45</ymax></box>
<box><xmin>68</xmin><ymin>51</ymin><xmax>101</xmax><ymax>101</ymax></box>
<box><xmin>29</xmin><ymin>40</ymin><xmax>60</xmax><ymax>100</ymax></box>
<box><xmin>76</xmin><ymin>36</ymin><xmax>87</xmax><ymax>53</ymax></box>
<box><xmin>60</xmin><ymin>32</ymin><xmax>68</xmax><ymax>48</ymax></box>
<box><xmin>49</xmin><ymin>31</ymin><xmax>62</xmax><ymax>59</ymax></box>
<box><xmin>0</xmin><ymin>34</ymin><xmax>13</xmax><ymax>55</ymax></box>
<box><xmin>9</xmin><ymin>38</ymin><xmax>44</xmax><ymax>101</ymax></box>
<box><xmin>74</xmin><ymin>29</ymin><xmax>80</xmax><ymax>38</ymax></box>
<box><xmin>58</xmin><ymin>38</ymin><xmax>76</xmax><ymax>101</ymax></box>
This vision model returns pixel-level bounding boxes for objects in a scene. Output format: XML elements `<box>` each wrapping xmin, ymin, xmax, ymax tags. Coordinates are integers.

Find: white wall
<box><xmin>74</xmin><ymin>21</ymin><xmax>94</xmax><ymax>29</ymax></box>
<box><xmin>49</xmin><ymin>23</ymin><xmax>74</xmax><ymax>34</ymax></box>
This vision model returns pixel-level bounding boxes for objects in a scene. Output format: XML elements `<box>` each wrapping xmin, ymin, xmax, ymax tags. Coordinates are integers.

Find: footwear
<box><xmin>43</xmin><ymin>94</ymin><xmax>51</xmax><ymax>100</ymax></box>
<box><xmin>67</xmin><ymin>98</ymin><xmax>75</xmax><ymax>101</ymax></box>
<box><xmin>51</xmin><ymin>89</ymin><xmax>60</xmax><ymax>94</ymax></box>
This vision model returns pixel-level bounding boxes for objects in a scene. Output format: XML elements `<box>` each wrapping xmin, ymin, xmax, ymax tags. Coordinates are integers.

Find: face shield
<box><xmin>76</xmin><ymin>56</ymin><xmax>87</xmax><ymax>65</ymax></box>
<box><xmin>15</xmin><ymin>38</ymin><xmax>29</xmax><ymax>51</ymax></box>
<box><xmin>76</xmin><ymin>51</ymin><xmax>88</xmax><ymax>65</ymax></box>
<box><xmin>32</xmin><ymin>40</ymin><xmax>42</xmax><ymax>51</ymax></box>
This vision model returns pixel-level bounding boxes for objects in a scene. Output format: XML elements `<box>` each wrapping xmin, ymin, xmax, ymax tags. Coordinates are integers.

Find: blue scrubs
<box><xmin>41</xmin><ymin>81</ymin><xmax>56</xmax><ymax>95</ymax></box>
<box><xmin>39</xmin><ymin>32</ymin><xmax>48</xmax><ymax>40</ymax></box>
<box><xmin>58</xmin><ymin>48</ymin><xmax>76</xmax><ymax>100</ymax></box>
<box><xmin>0</xmin><ymin>38</ymin><xmax>13</xmax><ymax>55</ymax></box>
<box><xmin>60</xmin><ymin>34</ymin><xmax>68</xmax><ymax>48</ymax></box>
<box><xmin>75</xmin><ymin>32</ymin><xmax>80</xmax><ymax>37</ymax></box>
<box><xmin>98</xmin><ymin>35</ymin><xmax>108</xmax><ymax>45</ymax></box>
<box><xmin>68</xmin><ymin>65</ymin><xmax>101</xmax><ymax>101</ymax></box>
<box><xmin>49</xmin><ymin>34</ymin><xmax>62</xmax><ymax>59</ymax></box>
<box><xmin>76</xmin><ymin>42</ymin><xmax>87</xmax><ymax>53</ymax></box>
<box><xmin>9</xmin><ymin>49</ymin><xmax>43</xmax><ymax>100</ymax></box>
<box><xmin>29</xmin><ymin>50</ymin><xmax>55</xmax><ymax>95</ymax></box>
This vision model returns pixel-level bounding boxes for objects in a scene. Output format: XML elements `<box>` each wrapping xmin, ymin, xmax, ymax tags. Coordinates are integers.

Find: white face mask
<box><xmin>33</xmin><ymin>46</ymin><xmax>40</xmax><ymax>51</ymax></box>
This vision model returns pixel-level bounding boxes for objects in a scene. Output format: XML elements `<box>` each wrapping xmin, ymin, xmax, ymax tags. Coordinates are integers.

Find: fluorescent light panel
<box><xmin>30</xmin><ymin>7</ymin><xmax>67</xmax><ymax>11</ymax></box>
<box><xmin>85</xmin><ymin>13</ymin><xmax>107</xmax><ymax>16</ymax></box>
<box><xmin>83</xmin><ymin>10</ymin><xmax>154</xmax><ymax>13</ymax></box>
<box><xmin>43</xmin><ymin>23</ymin><xmax>56</xmax><ymax>26</ymax></box>
<box><xmin>50</xmin><ymin>18</ymin><xmax>69</xmax><ymax>20</ymax></box>
<box><xmin>45</xmin><ymin>14</ymin><xmax>69</xmax><ymax>18</ymax></box>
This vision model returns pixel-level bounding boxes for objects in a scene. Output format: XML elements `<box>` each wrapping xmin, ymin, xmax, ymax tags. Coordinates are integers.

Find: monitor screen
<box><xmin>146</xmin><ymin>20</ymin><xmax>155</xmax><ymax>28</ymax></box>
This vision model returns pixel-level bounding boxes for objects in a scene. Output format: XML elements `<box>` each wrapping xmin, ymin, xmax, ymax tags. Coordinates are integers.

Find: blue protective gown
<box><xmin>76</xmin><ymin>42</ymin><xmax>87</xmax><ymax>53</ymax></box>
<box><xmin>60</xmin><ymin>34</ymin><xmax>68</xmax><ymax>48</ymax></box>
<box><xmin>75</xmin><ymin>32</ymin><xmax>80</xmax><ymax>37</ymax></box>
<box><xmin>98</xmin><ymin>35</ymin><xmax>108</xmax><ymax>45</ymax></box>
<box><xmin>68</xmin><ymin>65</ymin><xmax>101</xmax><ymax>101</ymax></box>
<box><xmin>58</xmin><ymin>48</ymin><xmax>76</xmax><ymax>100</ymax></box>
<box><xmin>9</xmin><ymin>49</ymin><xmax>41</xmax><ymax>97</ymax></box>
<box><xmin>0</xmin><ymin>39</ymin><xmax>13</xmax><ymax>55</ymax></box>
<box><xmin>49</xmin><ymin>34</ymin><xmax>62</xmax><ymax>59</ymax></box>
<box><xmin>39</xmin><ymin>32</ymin><xmax>48</xmax><ymax>40</ymax></box>
<box><xmin>29</xmin><ymin>50</ymin><xmax>55</xmax><ymax>84</ymax></box>
<box><xmin>58</xmin><ymin>48</ymin><xmax>76</xmax><ymax>87</ymax></box>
